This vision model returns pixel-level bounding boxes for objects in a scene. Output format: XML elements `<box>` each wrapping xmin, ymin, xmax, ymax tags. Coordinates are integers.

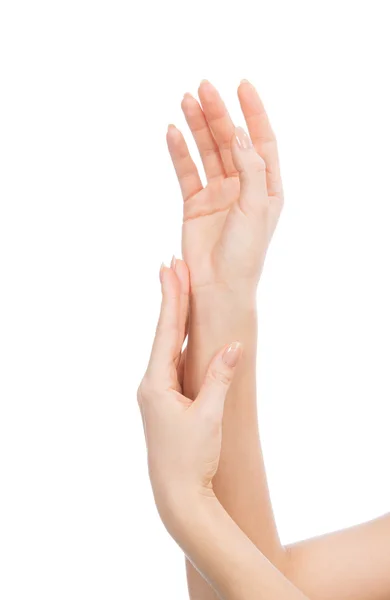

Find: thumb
<box><xmin>231</xmin><ymin>126</ymin><xmax>269</xmax><ymax>216</ymax></box>
<box><xmin>195</xmin><ymin>342</ymin><xmax>243</xmax><ymax>423</ymax></box>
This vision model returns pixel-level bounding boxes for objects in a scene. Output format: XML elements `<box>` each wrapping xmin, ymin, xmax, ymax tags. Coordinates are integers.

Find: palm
<box><xmin>182</xmin><ymin>176</ymin><xmax>239</xmax><ymax>288</ymax></box>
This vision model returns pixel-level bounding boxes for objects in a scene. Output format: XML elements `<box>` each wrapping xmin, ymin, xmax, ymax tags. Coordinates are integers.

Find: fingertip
<box><xmin>238</xmin><ymin>81</ymin><xmax>267</xmax><ymax>121</ymax></box>
<box><xmin>234</xmin><ymin>126</ymin><xmax>253</xmax><ymax>150</ymax></box>
<box><xmin>181</xmin><ymin>92</ymin><xmax>200</xmax><ymax>117</ymax></box>
<box><xmin>238</xmin><ymin>78</ymin><xmax>256</xmax><ymax>92</ymax></box>
<box><xmin>160</xmin><ymin>264</ymin><xmax>180</xmax><ymax>295</ymax></box>
<box><xmin>167</xmin><ymin>123</ymin><xmax>184</xmax><ymax>139</ymax></box>
<box><xmin>166</xmin><ymin>126</ymin><xmax>189</xmax><ymax>162</ymax></box>
<box><xmin>231</xmin><ymin>127</ymin><xmax>267</xmax><ymax>177</ymax></box>
<box><xmin>166</xmin><ymin>123</ymin><xmax>176</xmax><ymax>137</ymax></box>
<box><xmin>239</xmin><ymin>79</ymin><xmax>252</xmax><ymax>93</ymax></box>
<box><xmin>166</xmin><ymin>124</ymin><xmax>181</xmax><ymax>145</ymax></box>
<box><xmin>159</xmin><ymin>262</ymin><xmax>167</xmax><ymax>284</ymax></box>
<box><xmin>198</xmin><ymin>79</ymin><xmax>216</xmax><ymax>99</ymax></box>
<box><xmin>173</xmin><ymin>258</ymin><xmax>190</xmax><ymax>295</ymax></box>
<box><xmin>230</xmin><ymin>127</ymin><xmax>253</xmax><ymax>173</ymax></box>
<box><xmin>222</xmin><ymin>342</ymin><xmax>243</xmax><ymax>369</ymax></box>
<box><xmin>182</xmin><ymin>92</ymin><xmax>196</xmax><ymax>104</ymax></box>
<box><xmin>166</xmin><ymin>125</ymin><xmax>179</xmax><ymax>151</ymax></box>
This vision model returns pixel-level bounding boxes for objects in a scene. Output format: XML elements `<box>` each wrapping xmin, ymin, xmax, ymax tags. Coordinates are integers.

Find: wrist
<box><xmin>191</xmin><ymin>278</ymin><xmax>257</xmax><ymax>299</ymax></box>
<box><xmin>190</xmin><ymin>281</ymin><xmax>257</xmax><ymax>325</ymax></box>
<box><xmin>160</xmin><ymin>486</ymin><xmax>223</xmax><ymax>547</ymax></box>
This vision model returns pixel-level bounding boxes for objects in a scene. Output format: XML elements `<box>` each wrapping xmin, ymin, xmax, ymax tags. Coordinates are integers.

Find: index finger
<box><xmin>146</xmin><ymin>266</ymin><xmax>182</xmax><ymax>386</ymax></box>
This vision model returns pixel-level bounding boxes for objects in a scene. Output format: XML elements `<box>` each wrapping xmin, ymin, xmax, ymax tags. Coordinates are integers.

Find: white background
<box><xmin>1</xmin><ymin>1</ymin><xmax>389</xmax><ymax>598</ymax></box>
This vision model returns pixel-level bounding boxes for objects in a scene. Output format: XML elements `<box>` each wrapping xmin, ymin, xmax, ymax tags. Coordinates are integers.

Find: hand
<box><xmin>166</xmin><ymin>79</ymin><xmax>283</xmax><ymax>294</ymax></box>
<box><xmin>137</xmin><ymin>260</ymin><xmax>242</xmax><ymax>524</ymax></box>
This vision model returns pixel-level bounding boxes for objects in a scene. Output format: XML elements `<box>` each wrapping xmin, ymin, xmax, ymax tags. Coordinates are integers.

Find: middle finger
<box><xmin>181</xmin><ymin>92</ymin><xmax>225</xmax><ymax>182</ymax></box>
<box><xmin>197</xmin><ymin>80</ymin><xmax>238</xmax><ymax>177</ymax></box>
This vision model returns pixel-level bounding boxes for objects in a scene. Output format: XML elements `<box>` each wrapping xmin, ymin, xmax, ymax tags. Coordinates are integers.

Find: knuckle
<box><xmin>277</xmin><ymin>193</ymin><xmax>285</xmax><ymax>211</ymax></box>
<box><xmin>201</xmin><ymin>145</ymin><xmax>219</xmax><ymax>158</ymax></box>
<box><xmin>248</xmin><ymin>156</ymin><xmax>266</xmax><ymax>181</ymax></box>
<box><xmin>241</xmin><ymin>166</ymin><xmax>266</xmax><ymax>187</ymax></box>
<box><xmin>137</xmin><ymin>381</ymin><xmax>146</xmax><ymax>404</ymax></box>
<box><xmin>157</xmin><ymin>320</ymin><xmax>180</xmax><ymax>339</ymax></box>
<box><xmin>198</xmin><ymin>399</ymin><xmax>222</xmax><ymax>427</ymax></box>
<box><xmin>207</xmin><ymin>366</ymin><xmax>231</xmax><ymax>387</ymax></box>
<box><xmin>203</xmin><ymin>408</ymin><xmax>222</xmax><ymax>432</ymax></box>
<box><xmin>253</xmin><ymin>154</ymin><xmax>267</xmax><ymax>172</ymax></box>
<box><xmin>219</xmin><ymin>137</ymin><xmax>233</xmax><ymax>154</ymax></box>
<box><xmin>137</xmin><ymin>375</ymin><xmax>155</xmax><ymax>400</ymax></box>
<box><xmin>244</xmin><ymin>151</ymin><xmax>266</xmax><ymax>173</ymax></box>
<box><xmin>136</xmin><ymin>383</ymin><xmax>146</xmax><ymax>411</ymax></box>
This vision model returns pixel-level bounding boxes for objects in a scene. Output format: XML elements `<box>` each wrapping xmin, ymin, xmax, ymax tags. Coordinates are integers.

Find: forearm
<box><xmin>184</xmin><ymin>284</ymin><xmax>390</xmax><ymax>600</ymax></box>
<box><xmin>172</xmin><ymin>494</ymin><xmax>308</xmax><ymax>600</ymax></box>
<box><xmin>284</xmin><ymin>513</ymin><xmax>390</xmax><ymax>600</ymax></box>
<box><xmin>183</xmin><ymin>284</ymin><xmax>288</xmax><ymax>597</ymax></box>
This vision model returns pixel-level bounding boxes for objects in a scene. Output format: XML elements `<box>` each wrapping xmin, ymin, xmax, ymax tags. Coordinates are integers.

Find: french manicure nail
<box><xmin>222</xmin><ymin>342</ymin><xmax>242</xmax><ymax>368</ymax></box>
<box><xmin>171</xmin><ymin>255</ymin><xmax>177</xmax><ymax>270</ymax></box>
<box><xmin>159</xmin><ymin>262</ymin><xmax>166</xmax><ymax>283</ymax></box>
<box><xmin>235</xmin><ymin>126</ymin><xmax>253</xmax><ymax>150</ymax></box>
<box><xmin>200</xmin><ymin>79</ymin><xmax>215</xmax><ymax>91</ymax></box>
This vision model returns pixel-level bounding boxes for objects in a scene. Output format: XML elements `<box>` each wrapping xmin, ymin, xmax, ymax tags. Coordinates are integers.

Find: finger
<box><xmin>171</xmin><ymin>256</ymin><xmax>190</xmax><ymax>360</ymax></box>
<box><xmin>195</xmin><ymin>342</ymin><xmax>242</xmax><ymax>422</ymax></box>
<box><xmin>166</xmin><ymin>124</ymin><xmax>203</xmax><ymax>202</ymax></box>
<box><xmin>238</xmin><ymin>80</ymin><xmax>284</xmax><ymax>201</ymax></box>
<box><xmin>181</xmin><ymin>92</ymin><xmax>225</xmax><ymax>182</ymax></box>
<box><xmin>177</xmin><ymin>346</ymin><xmax>187</xmax><ymax>389</ymax></box>
<box><xmin>231</xmin><ymin>126</ymin><xmax>269</xmax><ymax>216</ymax></box>
<box><xmin>198</xmin><ymin>80</ymin><xmax>238</xmax><ymax>177</ymax></box>
<box><xmin>147</xmin><ymin>265</ymin><xmax>182</xmax><ymax>383</ymax></box>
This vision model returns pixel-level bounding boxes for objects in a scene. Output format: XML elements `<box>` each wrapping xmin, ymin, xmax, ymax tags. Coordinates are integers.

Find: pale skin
<box><xmin>138</xmin><ymin>263</ymin><xmax>309</xmax><ymax>600</ymax></box>
<box><xmin>139</xmin><ymin>80</ymin><xmax>390</xmax><ymax>599</ymax></box>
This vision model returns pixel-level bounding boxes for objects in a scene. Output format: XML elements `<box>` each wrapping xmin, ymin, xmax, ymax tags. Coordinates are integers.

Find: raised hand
<box><xmin>166</xmin><ymin>79</ymin><xmax>284</xmax><ymax>293</ymax></box>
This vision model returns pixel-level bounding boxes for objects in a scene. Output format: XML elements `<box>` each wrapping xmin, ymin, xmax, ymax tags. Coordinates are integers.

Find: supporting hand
<box><xmin>137</xmin><ymin>260</ymin><xmax>242</xmax><ymax>524</ymax></box>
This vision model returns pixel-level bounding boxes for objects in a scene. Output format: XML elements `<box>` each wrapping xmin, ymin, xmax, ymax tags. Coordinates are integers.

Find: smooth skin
<box><xmin>138</xmin><ymin>263</ymin><xmax>309</xmax><ymax>600</ymax></box>
<box><xmin>163</xmin><ymin>79</ymin><xmax>390</xmax><ymax>600</ymax></box>
<box><xmin>167</xmin><ymin>81</ymin><xmax>287</xmax><ymax>598</ymax></box>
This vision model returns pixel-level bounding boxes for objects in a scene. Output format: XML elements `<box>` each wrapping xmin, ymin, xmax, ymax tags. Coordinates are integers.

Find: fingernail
<box><xmin>240</xmin><ymin>78</ymin><xmax>251</xmax><ymax>84</ymax></box>
<box><xmin>222</xmin><ymin>342</ymin><xmax>242</xmax><ymax>368</ymax></box>
<box><xmin>199</xmin><ymin>79</ymin><xmax>214</xmax><ymax>91</ymax></box>
<box><xmin>171</xmin><ymin>255</ymin><xmax>177</xmax><ymax>270</ymax></box>
<box><xmin>159</xmin><ymin>262</ymin><xmax>166</xmax><ymax>283</ymax></box>
<box><xmin>183</xmin><ymin>92</ymin><xmax>194</xmax><ymax>101</ymax></box>
<box><xmin>235</xmin><ymin>126</ymin><xmax>252</xmax><ymax>150</ymax></box>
